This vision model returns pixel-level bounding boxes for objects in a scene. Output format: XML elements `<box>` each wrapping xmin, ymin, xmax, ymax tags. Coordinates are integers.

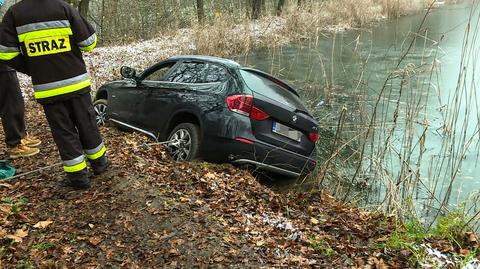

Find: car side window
<box><xmin>166</xmin><ymin>62</ymin><xmax>206</xmax><ymax>83</ymax></box>
<box><xmin>166</xmin><ymin>62</ymin><xmax>229</xmax><ymax>84</ymax></box>
<box><xmin>204</xmin><ymin>64</ymin><xmax>229</xmax><ymax>83</ymax></box>
<box><xmin>143</xmin><ymin>63</ymin><xmax>175</xmax><ymax>81</ymax></box>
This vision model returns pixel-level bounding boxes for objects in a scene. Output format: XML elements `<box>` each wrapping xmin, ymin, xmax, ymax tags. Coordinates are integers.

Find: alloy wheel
<box><xmin>168</xmin><ymin>128</ymin><xmax>192</xmax><ymax>161</ymax></box>
<box><xmin>94</xmin><ymin>103</ymin><xmax>108</xmax><ymax>126</ymax></box>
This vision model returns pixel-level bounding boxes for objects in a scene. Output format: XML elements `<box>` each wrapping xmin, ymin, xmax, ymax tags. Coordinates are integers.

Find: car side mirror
<box><xmin>120</xmin><ymin>66</ymin><xmax>137</xmax><ymax>80</ymax></box>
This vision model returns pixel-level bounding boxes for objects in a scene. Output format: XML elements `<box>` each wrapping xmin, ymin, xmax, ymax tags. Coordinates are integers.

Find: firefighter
<box><xmin>0</xmin><ymin>0</ymin><xmax>109</xmax><ymax>189</ymax></box>
<box><xmin>0</xmin><ymin>63</ymin><xmax>42</xmax><ymax>159</ymax></box>
<box><xmin>0</xmin><ymin>0</ymin><xmax>42</xmax><ymax>159</ymax></box>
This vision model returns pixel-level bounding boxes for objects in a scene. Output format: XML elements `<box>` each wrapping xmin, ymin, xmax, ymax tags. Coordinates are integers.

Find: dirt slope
<box><xmin>0</xmin><ymin>102</ymin><xmax>426</xmax><ymax>268</ymax></box>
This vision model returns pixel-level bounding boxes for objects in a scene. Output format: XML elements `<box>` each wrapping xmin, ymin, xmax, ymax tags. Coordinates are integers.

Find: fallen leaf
<box><xmin>310</xmin><ymin>218</ymin><xmax>319</xmax><ymax>225</ymax></box>
<box><xmin>5</xmin><ymin>234</ymin><xmax>23</xmax><ymax>243</ymax></box>
<box><xmin>467</xmin><ymin>232</ymin><xmax>478</xmax><ymax>243</ymax></box>
<box><xmin>204</xmin><ymin>172</ymin><xmax>216</xmax><ymax>179</ymax></box>
<box><xmin>169</xmin><ymin>248</ymin><xmax>179</xmax><ymax>255</ymax></box>
<box><xmin>460</xmin><ymin>248</ymin><xmax>470</xmax><ymax>256</ymax></box>
<box><xmin>33</xmin><ymin>220</ymin><xmax>53</xmax><ymax>229</ymax></box>
<box><xmin>256</xmin><ymin>240</ymin><xmax>265</xmax><ymax>247</ymax></box>
<box><xmin>0</xmin><ymin>205</ymin><xmax>11</xmax><ymax>214</ymax></box>
<box><xmin>89</xmin><ymin>236</ymin><xmax>103</xmax><ymax>246</ymax></box>
<box><xmin>214</xmin><ymin>256</ymin><xmax>225</xmax><ymax>262</ymax></box>
<box><xmin>6</xmin><ymin>229</ymin><xmax>28</xmax><ymax>243</ymax></box>
<box><xmin>15</xmin><ymin>229</ymin><xmax>28</xmax><ymax>238</ymax></box>
<box><xmin>0</xmin><ymin>183</ymin><xmax>12</xmax><ymax>188</ymax></box>
<box><xmin>63</xmin><ymin>246</ymin><xmax>73</xmax><ymax>254</ymax></box>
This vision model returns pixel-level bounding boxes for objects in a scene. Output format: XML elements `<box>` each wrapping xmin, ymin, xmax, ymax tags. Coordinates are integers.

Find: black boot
<box><xmin>90</xmin><ymin>155</ymin><xmax>111</xmax><ymax>175</ymax></box>
<box><xmin>65</xmin><ymin>169</ymin><xmax>90</xmax><ymax>189</ymax></box>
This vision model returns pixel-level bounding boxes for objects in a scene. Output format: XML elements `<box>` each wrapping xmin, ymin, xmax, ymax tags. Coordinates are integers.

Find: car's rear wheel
<box><xmin>167</xmin><ymin>123</ymin><xmax>201</xmax><ymax>161</ymax></box>
<box><xmin>93</xmin><ymin>99</ymin><xmax>108</xmax><ymax>126</ymax></box>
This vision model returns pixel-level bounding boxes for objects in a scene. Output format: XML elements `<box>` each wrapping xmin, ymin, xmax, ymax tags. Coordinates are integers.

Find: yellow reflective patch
<box><xmin>25</xmin><ymin>35</ymin><xmax>71</xmax><ymax>57</ymax></box>
<box><xmin>0</xmin><ymin>51</ymin><xmax>20</xmax><ymax>60</ymax></box>
<box><xmin>86</xmin><ymin>146</ymin><xmax>106</xmax><ymax>160</ymax></box>
<box><xmin>34</xmin><ymin>79</ymin><xmax>91</xmax><ymax>99</ymax></box>
<box><xmin>80</xmin><ymin>40</ymin><xmax>97</xmax><ymax>52</ymax></box>
<box><xmin>64</xmin><ymin>160</ymin><xmax>87</xmax><ymax>173</ymax></box>
<box><xmin>18</xmin><ymin>27</ymin><xmax>72</xmax><ymax>42</ymax></box>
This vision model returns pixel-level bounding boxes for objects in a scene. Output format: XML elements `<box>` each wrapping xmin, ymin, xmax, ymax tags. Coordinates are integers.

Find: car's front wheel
<box><xmin>93</xmin><ymin>99</ymin><xmax>108</xmax><ymax>126</ymax></box>
<box><xmin>167</xmin><ymin>123</ymin><xmax>201</xmax><ymax>161</ymax></box>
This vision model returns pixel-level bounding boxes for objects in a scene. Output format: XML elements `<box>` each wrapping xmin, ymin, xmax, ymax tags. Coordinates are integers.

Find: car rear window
<box><xmin>240</xmin><ymin>69</ymin><xmax>307</xmax><ymax>111</ymax></box>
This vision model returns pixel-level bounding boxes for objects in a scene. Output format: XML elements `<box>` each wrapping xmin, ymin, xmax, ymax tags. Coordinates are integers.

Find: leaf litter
<box><xmin>0</xmin><ymin>103</ymin><xmax>477</xmax><ymax>268</ymax></box>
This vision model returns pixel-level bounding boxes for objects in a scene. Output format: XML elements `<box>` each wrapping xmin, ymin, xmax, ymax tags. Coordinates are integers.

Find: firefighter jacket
<box><xmin>0</xmin><ymin>62</ymin><xmax>14</xmax><ymax>73</ymax></box>
<box><xmin>0</xmin><ymin>0</ymin><xmax>97</xmax><ymax>104</ymax></box>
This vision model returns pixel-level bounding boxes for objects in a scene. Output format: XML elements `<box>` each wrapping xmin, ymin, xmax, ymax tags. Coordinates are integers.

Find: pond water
<box><xmin>236</xmin><ymin>1</ymin><xmax>480</xmax><ymax>218</ymax></box>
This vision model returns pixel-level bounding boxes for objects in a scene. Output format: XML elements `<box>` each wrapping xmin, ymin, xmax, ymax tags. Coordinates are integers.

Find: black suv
<box><xmin>94</xmin><ymin>55</ymin><xmax>318</xmax><ymax>178</ymax></box>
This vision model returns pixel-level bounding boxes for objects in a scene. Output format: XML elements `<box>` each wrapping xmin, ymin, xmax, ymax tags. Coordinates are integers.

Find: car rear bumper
<box><xmin>202</xmin><ymin>137</ymin><xmax>317</xmax><ymax>178</ymax></box>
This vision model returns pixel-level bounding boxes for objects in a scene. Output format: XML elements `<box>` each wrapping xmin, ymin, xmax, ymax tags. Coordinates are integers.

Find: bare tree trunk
<box><xmin>251</xmin><ymin>0</ymin><xmax>262</xmax><ymax>19</ymax></box>
<box><xmin>196</xmin><ymin>0</ymin><xmax>205</xmax><ymax>24</ymax></box>
<box><xmin>78</xmin><ymin>0</ymin><xmax>90</xmax><ymax>18</ymax></box>
<box><xmin>260</xmin><ymin>0</ymin><xmax>266</xmax><ymax>15</ymax></box>
<box><xmin>276</xmin><ymin>0</ymin><xmax>286</xmax><ymax>15</ymax></box>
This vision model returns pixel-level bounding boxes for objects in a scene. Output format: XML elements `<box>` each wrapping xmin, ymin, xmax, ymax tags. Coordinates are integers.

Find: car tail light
<box><xmin>308</xmin><ymin>132</ymin><xmax>319</xmax><ymax>143</ymax></box>
<box><xmin>227</xmin><ymin>95</ymin><xmax>270</xmax><ymax>121</ymax></box>
<box><xmin>250</xmin><ymin>106</ymin><xmax>269</xmax><ymax>121</ymax></box>
<box><xmin>235</xmin><ymin>137</ymin><xmax>255</xmax><ymax>144</ymax></box>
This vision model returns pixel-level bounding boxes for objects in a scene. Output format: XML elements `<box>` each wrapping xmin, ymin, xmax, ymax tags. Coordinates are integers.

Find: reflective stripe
<box><xmin>78</xmin><ymin>34</ymin><xmax>97</xmax><ymax>52</ymax></box>
<box><xmin>63</xmin><ymin>155</ymin><xmax>85</xmax><ymax>167</ymax></box>
<box><xmin>80</xmin><ymin>40</ymin><xmax>96</xmax><ymax>52</ymax></box>
<box><xmin>85</xmin><ymin>142</ymin><xmax>104</xmax><ymax>156</ymax></box>
<box><xmin>0</xmin><ymin>45</ymin><xmax>20</xmax><ymax>60</ymax></box>
<box><xmin>34</xmin><ymin>73</ymin><xmax>89</xmax><ymax>92</ymax></box>
<box><xmin>0</xmin><ymin>52</ymin><xmax>20</xmax><ymax>60</ymax></box>
<box><xmin>16</xmin><ymin>20</ymin><xmax>71</xmax><ymax>35</ymax></box>
<box><xmin>86</xmin><ymin>145</ymin><xmax>107</xmax><ymax>160</ymax></box>
<box><xmin>63</xmin><ymin>155</ymin><xmax>87</xmax><ymax>173</ymax></box>
<box><xmin>64</xmin><ymin>160</ymin><xmax>87</xmax><ymax>173</ymax></box>
<box><xmin>18</xmin><ymin>28</ymin><xmax>72</xmax><ymax>42</ymax></box>
<box><xmin>34</xmin><ymin>79</ymin><xmax>91</xmax><ymax>99</ymax></box>
<box><xmin>0</xmin><ymin>45</ymin><xmax>19</xmax><ymax>52</ymax></box>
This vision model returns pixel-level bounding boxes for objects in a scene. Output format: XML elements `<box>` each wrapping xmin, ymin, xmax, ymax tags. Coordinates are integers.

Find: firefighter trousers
<box><xmin>0</xmin><ymin>72</ymin><xmax>26</xmax><ymax>148</ymax></box>
<box><xmin>42</xmin><ymin>91</ymin><xmax>107</xmax><ymax>174</ymax></box>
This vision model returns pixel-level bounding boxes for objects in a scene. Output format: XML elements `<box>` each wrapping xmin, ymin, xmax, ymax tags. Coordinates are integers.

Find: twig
<box><xmin>6</xmin><ymin>162</ymin><xmax>62</xmax><ymax>181</ymax></box>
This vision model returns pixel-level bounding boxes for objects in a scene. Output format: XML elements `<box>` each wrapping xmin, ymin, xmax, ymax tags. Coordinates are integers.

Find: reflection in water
<box><xmin>235</xmin><ymin>1</ymin><xmax>480</xmax><ymax>226</ymax></box>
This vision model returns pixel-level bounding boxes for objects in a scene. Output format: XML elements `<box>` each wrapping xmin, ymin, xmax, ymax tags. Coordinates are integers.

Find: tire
<box><xmin>167</xmin><ymin>123</ymin><xmax>201</xmax><ymax>161</ymax></box>
<box><xmin>93</xmin><ymin>99</ymin><xmax>108</xmax><ymax>126</ymax></box>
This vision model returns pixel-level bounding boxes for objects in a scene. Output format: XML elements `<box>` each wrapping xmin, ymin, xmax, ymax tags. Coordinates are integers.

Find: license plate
<box><xmin>272</xmin><ymin>121</ymin><xmax>302</xmax><ymax>142</ymax></box>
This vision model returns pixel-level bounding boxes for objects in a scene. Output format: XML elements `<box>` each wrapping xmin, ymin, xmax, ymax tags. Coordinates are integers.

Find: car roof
<box><xmin>169</xmin><ymin>55</ymin><xmax>241</xmax><ymax>68</ymax></box>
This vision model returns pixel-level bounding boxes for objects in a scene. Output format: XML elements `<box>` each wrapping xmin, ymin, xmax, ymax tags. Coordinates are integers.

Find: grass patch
<box><xmin>431</xmin><ymin>208</ymin><xmax>470</xmax><ymax>248</ymax></box>
<box><xmin>308</xmin><ymin>237</ymin><xmax>338</xmax><ymax>257</ymax></box>
<box><xmin>31</xmin><ymin>242</ymin><xmax>55</xmax><ymax>251</ymax></box>
<box><xmin>378</xmin><ymin>208</ymin><xmax>475</xmax><ymax>266</ymax></box>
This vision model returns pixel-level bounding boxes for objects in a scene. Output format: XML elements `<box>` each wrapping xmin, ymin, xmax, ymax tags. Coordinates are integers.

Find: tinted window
<box><xmin>240</xmin><ymin>69</ymin><xmax>307</xmax><ymax>111</ymax></box>
<box><xmin>204</xmin><ymin>64</ymin><xmax>229</xmax><ymax>83</ymax></box>
<box><xmin>144</xmin><ymin>62</ymin><xmax>175</xmax><ymax>81</ymax></box>
<box><xmin>166</xmin><ymin>62</ymin><xmax>229</xmax><ymax>83</ymax></box>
